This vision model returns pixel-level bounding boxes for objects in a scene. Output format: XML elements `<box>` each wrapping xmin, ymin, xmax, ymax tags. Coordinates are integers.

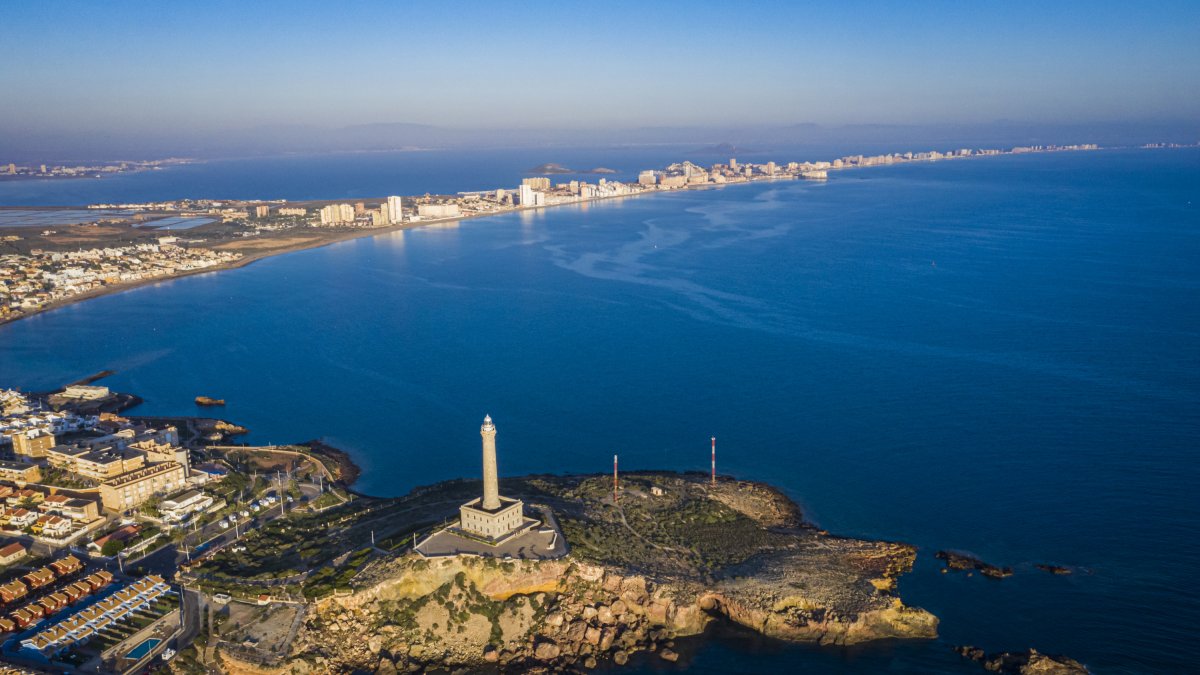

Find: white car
<box><xmin>218</xmin><ymin>520</ymin><xmax>230</xmax><ymax>529</ymax></box>
<box><xmin>286</xmin><ymin>496</ymin><xmax>294</xmax><ymax>503</ymax></box>
<box><xmin>212</xmin><ymin>593</ymin><xmax>231</xmax><ymax>604</ymax></box>
<box><xmin>250</xmin><ymin>503</ymin><xmax>261</xmax><ymax>512</ymax></box>
<box><xmin>228</xmin><ymin>513</ymin><xmax>239</xmax><ymax>522</ymax></box>
<box><xmin>239</xmin><ymin>510</ymin><xmax>250</xmax><ymax>518</ymax></box>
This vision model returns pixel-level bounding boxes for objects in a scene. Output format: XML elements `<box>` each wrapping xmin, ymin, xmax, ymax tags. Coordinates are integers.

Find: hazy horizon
<box><xmin>2</xmin><ymin>1</ymin><xmax>1199</xmax><ymax>161</ymax></box>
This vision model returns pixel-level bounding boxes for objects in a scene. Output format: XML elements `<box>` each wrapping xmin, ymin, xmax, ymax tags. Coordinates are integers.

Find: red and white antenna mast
<box><xmin>711</xmin><ymin>436</ymin><xmax>716</xmax><ymax>485</ymax></box>
<box><xmin>613</xmin><ymin>454</ymin><xmax>619</xmax><ymax>502</ymax></box>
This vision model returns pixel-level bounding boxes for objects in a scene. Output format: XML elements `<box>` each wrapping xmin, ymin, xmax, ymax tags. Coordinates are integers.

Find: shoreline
<box><xmin>0</xmin><ymin>145</ymin><xmax>1110</xmax><ymax>329</ymax></box>
<box><xmin>0</xmin><ymin>178</ymin><xmax>743</xmax><ymax>327</ymax></box>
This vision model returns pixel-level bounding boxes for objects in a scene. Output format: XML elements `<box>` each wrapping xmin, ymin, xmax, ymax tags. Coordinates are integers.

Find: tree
<box><xmin>101</xmin><ymin>539</ymin><xmax>126</xmax><ymax>557</ymax></box>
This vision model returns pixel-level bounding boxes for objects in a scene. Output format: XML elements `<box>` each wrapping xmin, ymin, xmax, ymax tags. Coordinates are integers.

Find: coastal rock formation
<box><xmin>195</xmin><ymin>395</ymin><xmax>226</xmax><ymax>406</ymax></box>
<box><xmin>956</xmin><ymin>646</ymin><xmax>1090</xmax><ymax>674</ymax></box>
<box><xmin>936</xmin><ymin>550</ymin><xmax>1013</xmax><ymax>578</ymax></box>
<box><xmin>215</xmin><ymin>473</ymin><xmax>937</xmax><ymax>673</ymax></box>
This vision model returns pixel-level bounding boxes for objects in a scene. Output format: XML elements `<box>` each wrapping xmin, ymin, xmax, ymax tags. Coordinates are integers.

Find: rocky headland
<box><xmin>217</xmin><ymin>472</ymin><xmax>937</xmax><ymax>673</ymax></box>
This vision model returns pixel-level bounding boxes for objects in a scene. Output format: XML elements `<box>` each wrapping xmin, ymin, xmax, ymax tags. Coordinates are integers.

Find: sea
<box><xmin>1</xmin><ymin>147</ymin><xmax>1197</xmax><ymax>673</ymax></box>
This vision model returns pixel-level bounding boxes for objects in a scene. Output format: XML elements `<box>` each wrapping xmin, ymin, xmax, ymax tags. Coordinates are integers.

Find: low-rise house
<box><xmin>22</xmin><ymin>568</ymin><xmax>54</xmax><ymax>590</ymax></box>
<box><xmin>88</xmin><ymin>525</ymin><xmax>139</xmax><ymax>555</ymax></box>
<box><xmin>39</xmin><ymin>495</ymin><xmax>99</xmax><ymax>521</ymax></box>
<box><xmin>84</xmin><ymin>570</ymin><xmax>113</xmax><ymax>590</ymax></box>
<box><xmin>10</xmin><ymin>606</ymin><xmax>40</xmax><ymax>627</ymax></box>
<box><xmin>33</xmin><ymin>514</ymin><xmax>72</xmax><ymax>538</ymax></box>
<box><xmin>48</xmin><ymin>555</ymin><xmax>82</xmax><ymax>576</ymax></box>
<box><xmin>0</xmin><ymin>579</ymin><xmax>28</xmax><ymax>604</ymax></box>
<box><xmin>5</xmin><ymin>489</ymin><xmax>43</xmax><ymax>507</ymax></box>
<box><xmin>38</xmin><ymin>592</ymin><xmax>67</xmax><ymax>614</ymax></box>
<box><xmin>0</xmin><ymin>541</ymin><xmax>26</xmax><ymax>565</ymax></box>
<box><xmin>5</xmin><ymin>508</ymin><xmax>38</xmax><ymax>528</ymax></box>
<box><xmin>160</xmin><ymin>489</ymin><xmax>214</xmax><ymax>522</ymax></box>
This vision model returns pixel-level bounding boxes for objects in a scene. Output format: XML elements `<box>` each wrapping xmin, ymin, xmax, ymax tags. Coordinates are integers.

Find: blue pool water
<box><xmin>125</xmin><ymin>637</ymin><xmax>161</xmax><ymax>659</ymax></box>
<box><xmin>1</xmin><ymin>148</ymin><xmax>1197</xmax><ymax>673</ymax></box>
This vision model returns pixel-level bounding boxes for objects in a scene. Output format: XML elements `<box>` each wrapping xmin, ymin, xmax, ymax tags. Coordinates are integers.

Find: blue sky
<box><xmin>1</xmin><ymin>1</ymin><xmax>1198</xmax><ymax>141</ymax></box>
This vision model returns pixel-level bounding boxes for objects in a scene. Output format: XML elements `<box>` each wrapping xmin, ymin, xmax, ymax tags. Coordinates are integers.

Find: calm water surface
<box><xmin>1</xmin><ymin>149</ymin><xmax>1197</xmax><ymax>673</ymax></box>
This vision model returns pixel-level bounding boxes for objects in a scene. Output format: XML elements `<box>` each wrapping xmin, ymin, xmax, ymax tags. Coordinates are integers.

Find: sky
<box><xmin>1</xmin><ymin>1</ymin><xmax>1198</xmax><ymax>158</ymax></box>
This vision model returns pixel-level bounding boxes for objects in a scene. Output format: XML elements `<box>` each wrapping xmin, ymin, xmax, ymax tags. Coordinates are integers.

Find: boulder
<box><xmin>597</xmin><ymin>605</ymin><xmax>616</xmax><ymax>625</ymax></box>
<box><xmin>482</xmin><ymin>645</ymin><xmax>499</xmax><ymax>663</ymax></box>
<box><xmin>613</xmin><ymin>650</ymin><xmax>629</xmax><ymax>665</ymax></box>
<box><xmin>534</xmin><ymin>640</ymin><xmax>561</xmax><ymax>661</ymax></box>
<box><xmin>599</xmin><ymin>627</ymin><xmax>617</xmax><ymax>651</ymax></box>
<box><xmin>660</xmin><ymin>647</ymin><xmax>679</xmax><ymax>662</ymax></box>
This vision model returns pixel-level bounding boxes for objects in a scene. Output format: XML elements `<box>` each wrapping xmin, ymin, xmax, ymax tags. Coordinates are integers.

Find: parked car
<box><xmin>218</xmin><ymin>520</ymin><xmax>230</xmax><ymax>529</ymax></box>
<box><xmin>239</xmin><ymin>510</ymin><xmax>250</xmax><ymax>518</ymax></box>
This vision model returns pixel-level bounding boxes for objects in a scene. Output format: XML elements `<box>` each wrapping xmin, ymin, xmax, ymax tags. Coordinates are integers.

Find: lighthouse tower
<box><xmin>458</xmin><ymin>415</ymin><xmax>528</xmax><ymax>542</ymax></box>
<box><xmin>481</xmin><ymin>415</ymin><xmax>500</xmax><ymax>510</ymax></box>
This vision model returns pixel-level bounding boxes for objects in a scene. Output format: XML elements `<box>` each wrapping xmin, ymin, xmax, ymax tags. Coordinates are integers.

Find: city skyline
<box><xmin>1</xmin><ymin>1</ymin><xmax>1198</xmax><ymax>160</ymax></box>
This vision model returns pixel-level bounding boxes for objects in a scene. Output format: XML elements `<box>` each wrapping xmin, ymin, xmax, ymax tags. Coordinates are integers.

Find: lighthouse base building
<box><xmin>459</xmin><ymin>495</ymin><xmax>525</xmax><ymax>541</ymax></box>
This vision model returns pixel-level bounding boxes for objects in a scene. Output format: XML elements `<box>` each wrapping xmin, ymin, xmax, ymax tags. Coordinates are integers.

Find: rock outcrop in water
<box><xmin>215</xmin><ymin>473</ymin><xmax>937</xmax><ymax>673</ymax></box>
<box><xmin>956</xmin><ymin>645</ymin><xmax>1090</xmax><ymax>674</ymax></box>
<box><xmin>936</xmin><ymin>550</ymin><xmax>1013</xmax><ymax>578</ymax></box>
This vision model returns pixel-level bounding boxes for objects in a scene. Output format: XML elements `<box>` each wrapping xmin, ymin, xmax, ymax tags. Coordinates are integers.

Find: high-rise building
<box><xmin>354</xmin><ymin>202</ymin><xmax>366</xmax><ymax>216</ymax></box>
<box><xmin>5</xmin><ymin>164</ymin><xmax>14</xmax><ymax>175</ymax></box>
<box><xmin>638</xmin><ymin>170</ymin><xmax>657</xmax><ymax>186</ymax></box>
<box><xmin>319</xmin><ymin>203</ymin><xmax>355</xmax><ymax>225</ymax></box>
<box><xmin>766</xmin><ymin>161</ymin><xmax>776</xmax><ymax>175</ymax></box>
<box><xmin>386</xmin><ymin>196</ymin><xmax>403</xmax><ymax>224</ymax></box>
<box><xmin>729</xmin><ymin>158</ymin><xmax>738</xmax><ymax>170</ymax></box>
<box><xmin>522</xmin><ymin>176</ymin><xmax>551</xmax><ymax>190</ymax></box>
<box><xmin>254</xmin><ymin>205</ymin><xmax>270</xmax><ymax>218</ymax></box>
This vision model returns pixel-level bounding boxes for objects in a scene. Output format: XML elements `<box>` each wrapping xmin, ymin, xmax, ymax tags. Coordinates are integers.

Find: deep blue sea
<box><xmin>1</xmin><ymin>148</ymin><xmax>1198</xmax><ymax>673</ymax></box>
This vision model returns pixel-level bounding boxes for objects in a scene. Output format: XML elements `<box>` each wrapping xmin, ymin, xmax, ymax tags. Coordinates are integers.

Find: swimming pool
<box><xmin>125</xmin><ymin>637</ymin><xmax>161</xmax><ymax>660</ymax></box>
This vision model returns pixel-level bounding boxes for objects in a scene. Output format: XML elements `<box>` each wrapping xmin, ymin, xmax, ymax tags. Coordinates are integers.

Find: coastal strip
<box><xmin>0</xmin><ymin>142</ymin><xmax>1111</xmax><ymax>327</ymax></box>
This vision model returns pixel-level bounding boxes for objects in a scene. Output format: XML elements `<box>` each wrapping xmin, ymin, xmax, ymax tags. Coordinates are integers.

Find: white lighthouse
<box><xmin>458</xmin><ymin>415</ymin><xmax>526</xmax><ymax>542</ymax></box>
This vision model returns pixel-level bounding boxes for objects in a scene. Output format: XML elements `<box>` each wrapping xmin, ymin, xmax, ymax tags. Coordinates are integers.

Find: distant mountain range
<box><xmin>3</xmin><ymin>120</ymin><xmax>1198</xmax><ymax>164</ymax></box>
<box><xmin>526</xmin><ymin>163</ymin><xmax>617</xmax><ymax>175</ymax></box>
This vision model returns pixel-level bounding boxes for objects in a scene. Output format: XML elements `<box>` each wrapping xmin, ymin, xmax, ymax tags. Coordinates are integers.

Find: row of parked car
<box><xmin>216</xmin><ymin>493</ymin><xmax>292</xmax><ymax>530</ymax></box>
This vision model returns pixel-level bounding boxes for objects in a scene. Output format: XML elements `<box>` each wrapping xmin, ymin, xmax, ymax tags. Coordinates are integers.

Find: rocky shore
<box><xmin>216</xmin><ymin>472</ymin><xmax>937</xmax><ymax>673</ymax></box>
